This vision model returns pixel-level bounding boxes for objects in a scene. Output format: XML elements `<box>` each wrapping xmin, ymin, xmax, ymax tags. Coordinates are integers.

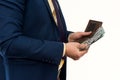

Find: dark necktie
<box><xmin>52</xmin><ymin>0</ymin><xmax>65</xmax><ymax>42</ymax></box>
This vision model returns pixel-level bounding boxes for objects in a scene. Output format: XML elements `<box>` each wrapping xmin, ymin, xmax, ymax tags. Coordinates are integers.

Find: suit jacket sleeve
<box><xmin>0</xmin><ymin>0</ymin><xmax>65</xmax><ymax>65</ymax></box>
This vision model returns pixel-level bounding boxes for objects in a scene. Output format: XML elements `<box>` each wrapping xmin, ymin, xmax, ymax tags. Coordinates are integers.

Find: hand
<box><xmin>65</xmin><ymin>42</ymin><xmax>89</xmax><ymax>60</ymax></box>
<box><xmin>68</xmin><ymin>32</ymin><xmax>92</xmax><ymax>42</ymax></box>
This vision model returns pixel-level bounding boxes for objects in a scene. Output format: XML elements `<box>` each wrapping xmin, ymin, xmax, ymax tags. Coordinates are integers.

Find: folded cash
<box><xmin>82</xmin><ymin>26</ymin><xmax>105</xmax><ymax>45</ymax></box>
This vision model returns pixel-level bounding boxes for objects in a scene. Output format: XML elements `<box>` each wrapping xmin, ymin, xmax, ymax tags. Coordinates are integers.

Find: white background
<box><xmin>59</xmin><ymin>0</ymin><xmax>120</xmax><ymax>80</ymax></box>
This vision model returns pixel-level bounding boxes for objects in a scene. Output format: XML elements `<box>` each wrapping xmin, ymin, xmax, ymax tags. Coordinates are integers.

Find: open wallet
<box><xmin>79</xmin><ymin>20</ymin><xmax>105</xmax><ymax>46</ymax></box>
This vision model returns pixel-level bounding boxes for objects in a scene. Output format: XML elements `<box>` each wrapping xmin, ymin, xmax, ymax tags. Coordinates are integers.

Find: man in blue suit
<box><xmin>0</xmin><ymin>0</ymin><xmax>91</xmax><ymax>80</ymax></box>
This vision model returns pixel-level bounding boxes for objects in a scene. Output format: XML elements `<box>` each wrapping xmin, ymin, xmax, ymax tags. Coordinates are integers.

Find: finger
<box><xmin>74</xmin><ymin>50</ymin><xmax>88</xmax><ymax>60</ymax></box>
<box><xmin>79</xmin><ymin>44</ymin><xmax>89</xmax><ymax>51</ymax></box>
<box><xmin>79</xmin><ymin>50</ymin><xmax>88</xmax><ymax>56</ymax></box>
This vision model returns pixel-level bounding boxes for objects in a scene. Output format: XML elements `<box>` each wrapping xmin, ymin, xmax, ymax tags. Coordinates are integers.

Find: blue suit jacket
<box><xmin>0</xmin><ymin>0</ymin><xmax>70</xmax><ymax>80</ymax></box>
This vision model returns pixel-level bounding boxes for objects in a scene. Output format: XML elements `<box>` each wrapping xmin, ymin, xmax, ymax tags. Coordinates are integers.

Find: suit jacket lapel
<box><xmin>43</xmin><ymin>0</ymin><xmax>65</xmax><ymax>28</ymax></box>
<box><xmin>43</xmin><ymin>0</ymin><xmax>55</xmax><ymax>21</ymax></box>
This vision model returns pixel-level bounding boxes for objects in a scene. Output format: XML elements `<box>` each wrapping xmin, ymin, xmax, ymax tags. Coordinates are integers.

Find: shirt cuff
<box><xmin>62</xmin><ymin>43</ymin><xmax>66</xmax><ymax>57</ymax></box>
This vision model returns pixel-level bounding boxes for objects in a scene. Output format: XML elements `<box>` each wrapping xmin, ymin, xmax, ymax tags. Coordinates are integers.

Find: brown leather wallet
<box><xmin>79</xmin><ymin>20</ymin><xmax>103</xmax><ymax>43</ymax></box>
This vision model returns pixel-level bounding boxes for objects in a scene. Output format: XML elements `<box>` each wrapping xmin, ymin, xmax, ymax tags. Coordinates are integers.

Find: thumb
<box><xmin>81</xmin><ymin>31</ymin><xmax>92</xmax><ymax>36</ymax></box>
